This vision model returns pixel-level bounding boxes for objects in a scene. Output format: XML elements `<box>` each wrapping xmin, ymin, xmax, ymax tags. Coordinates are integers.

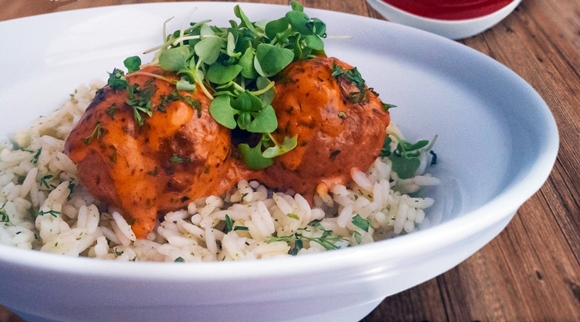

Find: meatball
<box><xmin>65</xmin><ymin>66</ymin><xmax>236</xmax><ymax>238</ymax></box>
<box><xmin>254</xmin><ymin>56</ymin><xmax>391</xmax><ymax>199</ymax></box>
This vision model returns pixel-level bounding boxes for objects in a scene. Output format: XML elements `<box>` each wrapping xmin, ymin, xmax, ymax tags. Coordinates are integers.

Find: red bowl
<box><xmin>366</xmin><ymin>0</ymin><xmax>521</xmax><ymax>39</ymax></box>
<box><xmin>381</xmin><ymin>0</ymin><xmax>514</xmax><ymax>20</ymax></box>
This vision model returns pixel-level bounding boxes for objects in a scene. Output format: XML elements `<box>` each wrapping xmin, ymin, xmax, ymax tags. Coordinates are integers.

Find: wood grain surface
<box><xmin>1</xmin><ymin>0</ymin><xmax>579</xmax><ymax>321</ymax></box>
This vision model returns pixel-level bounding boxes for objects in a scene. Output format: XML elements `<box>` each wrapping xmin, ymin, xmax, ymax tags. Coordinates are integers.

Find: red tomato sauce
<box><xmin>381</xmin><ymin>0</ymin><xmax>514</xmax><ymax>20</ymax></box>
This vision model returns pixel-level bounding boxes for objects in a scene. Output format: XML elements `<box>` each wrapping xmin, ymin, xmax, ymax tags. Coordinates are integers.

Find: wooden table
<box><xmin>1</xmin><ymin>0</ymin><xmax>579</xmax><ymax>321</ymax></box>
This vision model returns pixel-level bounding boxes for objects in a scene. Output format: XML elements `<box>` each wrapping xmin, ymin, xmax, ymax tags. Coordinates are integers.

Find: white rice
<box><xmin>0</xmin><ymin>82</ymin><xmax>440</xmax><ymax>262</ymax></box>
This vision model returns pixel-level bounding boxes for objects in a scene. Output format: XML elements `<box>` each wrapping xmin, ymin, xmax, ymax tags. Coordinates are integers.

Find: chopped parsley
<box><xmin>38</xmin><ymin>209</ymin><xmax>61</xmax><ymax>217</ymax></box>
<box><xmin>224</xmin><ymin>214</ymin><xmax>234</xmax><ymax>233</ymax></box>
<box><xmin>351</xmin><ymin>214</ymin><xmax>370</xmax><ymax>232</ymax></box>
<box><xmin>331</xmin><ymin>63</ymin><xmax>368</xmax><ymax>103</ymax></box>
<box><xmin>39</xmin><ymin>174</ymin><xmax>55</xmax><ymax>189</ymax></box>
<box><xmin>287</xmin><ymin>213</ymin><xmax>300</xmax><ymax>220</ymax></box>
<box><xmin>169</xmin><ymin>154</ymin><xmax>185</xmax><ymax>165</ymax></box>
<box><xmin>32</xmin><ymin>148</ymin><xmax>42</xmax><ymax>164</ymax></box>
<box><xmin>106</xmin><ymin>104</ymin><xmax>117</xmax><ymax>119</ymax></box>
<box><xmin>0</xmin><ymin>203</ymin><xmax>8</xmax><ymax>223</ymax></box>
<box><xmin>83</xmin><ymin>122</ymin><xmax>102</xmax><ymax>145</ymax></box>
<box><xmin>266</xmin><ymin>220</ymin><xmax>347</xmax><ymax>255</ymax></box>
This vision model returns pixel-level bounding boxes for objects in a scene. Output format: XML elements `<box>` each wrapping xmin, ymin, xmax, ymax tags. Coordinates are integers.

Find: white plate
<box><xmin>0</xmin><ymin>3</ymin><xmax>558</xmax><ymax>322</ymax></box>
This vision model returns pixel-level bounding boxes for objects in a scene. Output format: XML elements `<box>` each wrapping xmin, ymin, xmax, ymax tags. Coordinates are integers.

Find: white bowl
<box><xmin>0</xmin><ymin>2</ymin><xmax>558</xmax><ymax>322</ymax></box>
<box><xmin>366</xmin><ymin>0</ymin><xmax>522</xmax><ymax>39</ymax></box>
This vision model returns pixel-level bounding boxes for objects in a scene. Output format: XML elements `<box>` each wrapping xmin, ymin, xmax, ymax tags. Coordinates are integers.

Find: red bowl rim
<box><xmin>380</xmin><ymin>0</ymin><xmax>515</xmax><ymax>20</ymax></box>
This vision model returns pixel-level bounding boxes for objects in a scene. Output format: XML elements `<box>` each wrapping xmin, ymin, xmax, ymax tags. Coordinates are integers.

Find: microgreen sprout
<box><xmin>137</xmin><ymin>1</ymin><xmax>326</xmax><ymax>169</ymax></box>
<box><xmin>381</xmin><ymin>133</ymin><xmax>438</xmax><ymax>179</ymax></box>
<box><xmin>104</xmin><ymin>2</ymin><xmax>326</xmax><ymax>168</ymax></box>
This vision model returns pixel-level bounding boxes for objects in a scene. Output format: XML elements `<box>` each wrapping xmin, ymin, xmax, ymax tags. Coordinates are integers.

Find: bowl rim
<box><xmin>0</xmin><ymin>1</ymin><xmax>559</xmax><ymax>282</ymax></box>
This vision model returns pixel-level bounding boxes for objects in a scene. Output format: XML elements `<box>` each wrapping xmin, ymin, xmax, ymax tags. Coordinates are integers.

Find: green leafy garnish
<box><xmin>238</xmin><ymin>140</ymin><xmax>274</xmax><ymax>170</ymax></box>
<box><xmin>38</xmin><ymin>209</ymin><xmax>61</xmax><ymax>217</ymax></box>
<box><xmin>107</xmin><ymin>68</ymin><xmax>128</xmax><ymax>91</ymax></box>
<box><xmin>382</xmin><ymin>103</ymin><xmax>396</xmax><ymax>111</ymax></box>
<box><xmin>381</xmin><ymin>134</ymin><xmax>437</xmax><ymax>179</ymax></box>
<box><xmin>106</xmin><ymin>104</ymin><xmax>117</xmax><ymax>119</ymax></box>
<box><xmin>238</xmin><ymin>133</ymin><xmax>298</xmax><ymax>169</ymax></box>
<box><xmin>124</xmin><ymin>56</ymin><xmax>142</xmax><ymax>73</ymax></box>
<box><xmin>287</xmin><ymin>213</ymin><xmax>300</xmax><ymax>220</ymax></box>
<box><xmin>138</xmin><ymin>1</ymin><xmax>325</xmax><ymax>169</ymax></box>
<box><xmin>224</xmin><ymin>214</ymin><xmax>234</xmax><ymax>233</ymax></box>
<box><xmin>39</xmin><ymin>174</ymin><xmax>55</xmax><ymax>189</ymax></box>
<box><xmin>174</xmin><ymin>257</ymin><xmax>185</xmax><ymax>262</ymax></box>
<box><xmin>106</xmin><ymin>68</ymin><xmax>160</xmax><ymax>126</ymax></box>
<box><xmin>32</xmin><ymin>148</ymin><xmax>42</xmax><ymax>164</ymax></box>
<box><xmin>0</xmin><ymin>203</ymin><xmax>8</xmax><ymax>223</ymax></box>
<box><xmin>353</xmin><ymin>231</ymin><xmax>362</xmax><ymax>244</ymax></box>
<box><xmin>331</xmin><ymin>63</ymin><xmax>368</xmax><ymax>103</ymax></box>
<box><xmin>266</xmin><ymin>220</ymin><xmax>346</xmax><ymax>255</ymax></box>
<box><xmin>351</xmin><ymin>214</ymin><xmax>370</xmax><ymax>232</ymax></box>
<box><xmin>169</xmin><ymin>154</ymin><xmax>185</xmax><ymax>165</ymax></box>
<box><xmin>83</xmin><ymin>122</ymin><xmax>102</xmax><ymax>145</ymax></box>
<box><xmin>126</xmin><ymin>81</ymin><xmax>157</xmax><ymax>127</ymax></box>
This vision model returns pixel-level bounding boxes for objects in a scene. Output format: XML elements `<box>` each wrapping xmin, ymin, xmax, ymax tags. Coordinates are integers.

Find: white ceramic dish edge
<box><xmin>0</xmin><ymin>2</ymin><xmax>558</xmax><ymax>322</ymax></box>
<box><xmin>366</xmin><ymin>0</ymin><xmax>523</xmax><ymax>39</ymax></box>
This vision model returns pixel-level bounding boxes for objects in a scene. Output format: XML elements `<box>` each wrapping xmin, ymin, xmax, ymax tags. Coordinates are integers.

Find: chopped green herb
<box><xmin>331</xmin><ymin>63</ymin><xmax>368</xmax><ymax>103</ymax></box>
<box><xmin>39</xmin><ymin>174</ymin><xmax>54</xmax><ymax>189</ymax></box>
<box><xmin>353</xmin><ymin>231</ymin><xmax>362</xmax><ymax>244</ymax></box>
<box><xmin>126</xmin><ymin>81</ymin><xmax>157</xmax><ymax>127</ymax></box>
<box><xmin>137</xmin><ymin>2</ymin><xmax>325</xmax><ymax>169</ymax></box>
<box><xmin>225</xmin><ymin>214</ymin><xmax>234</xmax><ymax>232</ymax></box>
<box><xmin>106</xmin><ymin>104</ymin><xmax>117</xmax><ymax>119</ymax></box>
<box><xmin>83</xmin><ymin>122</ymin><xmax>102</xmax><ymax>145</ymax></box>
<box><xmin>352</xmin><ymin>214</ymin><xmax>370</xmax><ymax>232</ymax></box>
<box><xmin>174</xmin><ymin>257</ymin><xmax>185</xmax><ymax>262</ymax></box>
<box><xmin>146</xmin><ymin>167</ymin><xmax>159</xmax><ymax>176</ymax></box>
<box><xmin>67</xmin><ymin>179</ymin><xmax>76</xmax><ymax>195</ymax></box>
<box><xmin>157</xmin><ymin>92</ymin><xmax>179</xmax><ymax>113</ymax></box>
<box><xmin>266</xmin><ymin>221</ymin><xmax>347</xmax><ymax>255</ymax></box>
<box><xmin>109</xmin><ymin>146</ymin><xmax>118</xmax><ymax>163</ymax></box>
<box><xmin>107</xmin><ymin>68</ymin><xmax>129</xmax><ymax>91</ymax></box>
<box><xmin>38</xmin><ymin>209</ymin><xmax>61</xmax><ymax>217</ymax></box>
<box><xmin>234</xmin><ymin>226</ymin><xmax>249</xmax><ymax>231</ymax></box>
<box><xmin>0</xmin><ymin>203</ymin><xmax>8</xmax><ymax>222</ymax></box>
<box><xmin>287</xmin><ymin>213</ymin><xmax>300</xmax><ymax>220</ymax></box>
<box><xmin>32</xmin><ymin>148</ymin><xmax>42</xmax><ymax>164</ymax></box>
<box><xmin>169</xmin><ymin>154</ymin><xmax>185</xmax><ymax>165</ymax></box>
<box><xmin>382</xmin><ymin>102</ymin><xmax>396</xmax><ymax>111</ymax></box>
